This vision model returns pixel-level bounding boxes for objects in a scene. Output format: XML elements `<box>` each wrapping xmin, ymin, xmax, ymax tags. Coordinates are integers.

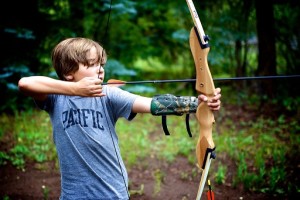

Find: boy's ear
<box><xmin>64</xmin><ymin>74</ymin><xmax>74</xmax><ymax>81</ymax></box>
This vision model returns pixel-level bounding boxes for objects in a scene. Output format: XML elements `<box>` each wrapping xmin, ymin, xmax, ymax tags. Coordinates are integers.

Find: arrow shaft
<box><xmin>103</xmin><ymin>75</ymin><xmax>300</xmax><ymax>85</ymax></box>
<box><xmin>218</xmin><ymin>74</ymin><xmax>300</xmax><ymax>81</ymax></box>
<box><xmin>196</xmin><ymin>153</ymin><xmax>213</xmax><ymax>200</ymax></box>
<box><xmin>119</xmin><ymin>79</ymin><xmax>195</xmax><ymax>84</ymax></box>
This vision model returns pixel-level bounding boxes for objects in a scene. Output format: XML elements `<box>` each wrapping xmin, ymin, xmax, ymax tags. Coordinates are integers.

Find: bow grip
<box><xmin>196</xmin><ymin>102</ymin><xmax>215</xmax><ymax>169</ymax></box>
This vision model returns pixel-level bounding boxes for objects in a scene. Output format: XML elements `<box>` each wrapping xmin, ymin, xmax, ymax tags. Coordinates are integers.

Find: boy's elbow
<box><xmin>18</xmin><ymin>77</ymin><xmax>47</xmax><ymax>100</ymax></box>
<box><xmin>18</xmin><ymin>77</ymin><xmax>31</xmax><ymax>92</ymax></box>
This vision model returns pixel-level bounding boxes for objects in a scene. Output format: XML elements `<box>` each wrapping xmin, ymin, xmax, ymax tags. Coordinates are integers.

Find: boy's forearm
<box><xmin>18</xmin><ymin>76</ymin><xmax>76</xmax><ymax>97</ymax></box>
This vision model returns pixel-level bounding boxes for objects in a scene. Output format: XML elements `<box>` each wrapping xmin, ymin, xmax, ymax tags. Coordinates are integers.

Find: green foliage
<box><xmin>104</xmin><ymin>59</ymin><xmax>157</xmax><ymax>94</ymax></box>
<box><xmin>105</xmin><ymin>59</ymin><xmax>137</xmax><ymax>78</ymax></box>
<box><xmin>117</xmin><ymin>114</ymin><xmax>196</xmax><ymax>166</ymax></box>
<box><xmin>214</xmin><ymin>163</ymin><xmax>227</xmax><ymax>185</ymax></box>
<box><xmin>0</xmin><ymin>65</ymin><xmax>34</xmax><ymax>113</ymax></box>
<box><xmin>274</xmin><ymin>3</ymin><xmax>300</xmax><ymax>74</ymax></box>
<box><xmin>215</xmin><ymin>113</ymin><xmax>299</xmax><ymax>195</ymax></box>
<box><xmin>2</xmin><ymin>0</ymin><xmax>300</xmax><ymax>112</ymax></box>
<box><xmin>0</xmin><ymin>110</ymin><xmax>56</xmax><ymax>169</ymax></box>
<box><xmin>0</xmin><ymin>152</ymin><xmax>10</xmax><ymax>166</ymax></box>
<box><xmin>2</xmin><ymin>195</ymin><xmax>10</xmax><ymax>200</ymax></box>
<box><xmin>153</xmin><ymin>169</ymin><xmax>165</xmax><ymax>196</ymax></box>
<box><xmin>282</xmin><ymin>96</ymin><xmax>300</xmax><ymax>112</ymax></box>
<box><xmin>8</xmin><ymin>145</ymin><xmax>29</xmax><ymax>169</ymax></box>
<box><xmin>42</xmin><ymin>185</ymin><xmax>50</xmax><ymax>200</ymax></box>
<box><xmin>129</xmin><ymin>184</ymin><xmax>144</xmax><ymax>196</ymax></box>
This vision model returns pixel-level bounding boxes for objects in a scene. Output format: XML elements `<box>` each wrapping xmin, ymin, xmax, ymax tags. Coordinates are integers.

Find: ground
<box><xmin>0</xmin><ymin>104</ymin><xmax>293</xmax><ymax>200</ymax></box>
<box><xmin>0</xmin><ymin>155</ymin><xmax>281</xmax><ymax>200</ymax></box>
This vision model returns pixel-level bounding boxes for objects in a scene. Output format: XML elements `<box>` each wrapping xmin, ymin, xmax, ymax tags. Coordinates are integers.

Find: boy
<box><xmin>18</xmin><ymin>37</ymin><xmax>221</xmax><ymax>200</ymax></box>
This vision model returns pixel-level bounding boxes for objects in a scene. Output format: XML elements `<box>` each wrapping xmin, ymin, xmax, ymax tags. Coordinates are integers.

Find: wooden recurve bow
<box><xmin>186</xmin><ymin>0</ymin><xmax>216</xmax><ymax>199</ymax></box>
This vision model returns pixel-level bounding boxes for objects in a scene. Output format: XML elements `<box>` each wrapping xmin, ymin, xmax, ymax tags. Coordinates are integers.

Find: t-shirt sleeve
<box><xmin>104</xmin><ymin>86</ymin><xmax>138</xmax><ymax>121</ymax></box>
<box><xmin>34</xmin><ymin>95</ymin><xmax>56</xmax><ymax>113</ymax></box>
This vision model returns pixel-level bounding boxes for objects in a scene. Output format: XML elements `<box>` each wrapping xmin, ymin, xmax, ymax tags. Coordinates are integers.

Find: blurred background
<box><xmin>1</xmin><ymin>0</ymin><xmax>300</xmax><ymax>112</ymax></box>
<box><xmin>0</xmin><ymin>0</ymin><xmax>299</xmax><ymax>199</ymax></box>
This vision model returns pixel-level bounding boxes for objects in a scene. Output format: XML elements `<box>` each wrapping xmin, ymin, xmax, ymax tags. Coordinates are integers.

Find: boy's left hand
<box><xmin>198</xmin><ymin>87</ymin><xmax>221</xmax><ymax>111</ymax></box>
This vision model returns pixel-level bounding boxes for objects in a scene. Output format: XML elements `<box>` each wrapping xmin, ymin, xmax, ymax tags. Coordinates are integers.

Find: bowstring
<box><xmin>100</xmin><ymin>98</ymin><xmax>131</xmax><ymax>199</ymax></box>
<box><xmin>100</xmin><ymin>0</ymin><xmax>131</xmax><ymax>199</ymax></box>
<box><xmin>103</xmin><ymin>0</ymin><xmax>112</xmax><ymax>41</ymax></box>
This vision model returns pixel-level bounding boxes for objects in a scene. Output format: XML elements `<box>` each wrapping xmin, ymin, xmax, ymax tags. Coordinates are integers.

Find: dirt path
<box><xmin>0</xmin><ymin>156</ymin><xmax>278</xmax><ymax>200</ymax></box>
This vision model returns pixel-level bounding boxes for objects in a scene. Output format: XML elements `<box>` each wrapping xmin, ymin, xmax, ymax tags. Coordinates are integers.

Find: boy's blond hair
<box><xmin>52</xmin><ymin>37</ymin><xmax>107</xmax><ymax>80</ymax></box>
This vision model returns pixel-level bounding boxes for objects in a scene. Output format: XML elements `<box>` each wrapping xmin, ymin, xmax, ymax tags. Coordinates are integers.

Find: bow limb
<box><xmin>186</xmin><ymin>0</ymin><xmax>216</xmax><ymax>199</ymax></box>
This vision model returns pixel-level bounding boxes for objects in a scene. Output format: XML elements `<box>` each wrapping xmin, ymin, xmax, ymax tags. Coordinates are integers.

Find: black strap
<box><xmin>162</xmin><ymin>115</ymin><xmax>170</xmax><ymax>136</ymax></box>
<box><xmin>162</xmin><ymin>115</ymin><xmax>193</xmax><ymax>137</ymax></box>
<box><xmin>186</xmin><ymin>114</ymin><xmax>193</xmax><ymax>137</ymax></box>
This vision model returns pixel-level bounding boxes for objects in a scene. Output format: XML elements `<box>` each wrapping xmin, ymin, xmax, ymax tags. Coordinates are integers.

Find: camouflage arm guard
<box><xmin>151</xmin><ymin>94</ymin><xmax>198</xmax><ymax>116</ymax></box>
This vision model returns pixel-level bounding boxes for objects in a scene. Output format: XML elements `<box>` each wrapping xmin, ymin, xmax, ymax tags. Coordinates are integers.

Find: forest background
<box><xmin>0</xmin><ymin>0</ymin><xmax>300</xmax><ymax>199</ymax></box>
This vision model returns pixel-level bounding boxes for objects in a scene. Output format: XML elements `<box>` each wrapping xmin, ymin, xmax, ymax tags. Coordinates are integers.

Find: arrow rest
<box><xmin>193</xmin><ymin>26</ymin><xmax>210</xmax><ymax>49</ymax></box>
<box><xmin>201</xmin><ymin>147</ymin><xmax>216</xmax><ymax>169</ymax></box>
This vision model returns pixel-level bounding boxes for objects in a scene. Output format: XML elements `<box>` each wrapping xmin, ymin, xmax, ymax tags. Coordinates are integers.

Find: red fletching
<box><xmin>206</xmin><ymin>180</ymin><xmax>215</xmax><ymax>200</ymax></box>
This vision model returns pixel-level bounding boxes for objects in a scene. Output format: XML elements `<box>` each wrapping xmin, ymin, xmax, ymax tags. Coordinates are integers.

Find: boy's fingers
<box><xmin>93</xmin><ymin>93</ymin><xmax>106</xmax><ymax>97</ymax></box>
<box><xmin>95</xmin><ymin>79</ymin><xmax>102</xmax><ymax>84</ymax></box>
<box><xmin>212</xmin><ymin>94</ymin><xmax>221</xmax><ymax>101</ymax></box>
<box><xmin>215</xmin><ymin>87</ymin><xmax>221</xmax><ymax>94</ymax></box>
<box><xmin>198</xmin><ymin>94</ymin><xmax>208</xmax><ymax>102</ymax></box>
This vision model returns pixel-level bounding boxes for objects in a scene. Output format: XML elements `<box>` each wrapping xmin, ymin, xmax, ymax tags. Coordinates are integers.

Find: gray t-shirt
<box><xmin>37</xmin><ymin>86</ymin><xmax>138</xmax><ymax>200</ymax></box>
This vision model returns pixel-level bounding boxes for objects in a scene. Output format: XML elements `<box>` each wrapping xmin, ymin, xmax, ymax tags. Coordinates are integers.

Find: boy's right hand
<box><xmin>75</xmin><ymin>77</ymin><xmax>106</xmax><ymax>97</ymax></box>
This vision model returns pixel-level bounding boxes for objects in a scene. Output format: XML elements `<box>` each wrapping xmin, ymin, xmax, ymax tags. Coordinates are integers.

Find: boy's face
<box><xmin>69</xmin><ymin>47</ymin><xmax>105</xmax><ymax>82</ymax></box>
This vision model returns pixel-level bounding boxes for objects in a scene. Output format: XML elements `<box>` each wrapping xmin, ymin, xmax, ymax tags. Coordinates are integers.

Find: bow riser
<box><xmin>189</xmin><ymin>27</ymin><xmax>216</xmax><ymax>170</ymax></box>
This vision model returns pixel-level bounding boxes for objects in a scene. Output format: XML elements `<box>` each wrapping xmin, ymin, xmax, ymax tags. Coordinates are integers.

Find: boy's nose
<box><xmin>98</xmin><ymin>66</ymin><xmax>104</xmax><ymax>79</ymax></box>
<box><xmin>98</xmin><ymin>66</ymin><xmax>104</xmax><ymax>73</ymax></box>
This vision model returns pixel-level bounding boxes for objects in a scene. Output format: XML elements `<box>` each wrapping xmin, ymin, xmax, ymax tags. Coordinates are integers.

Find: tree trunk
<box><xmin>255</xmin><ymin>0</ymin><xmax>277</xmax><ymax>99</ymax></box>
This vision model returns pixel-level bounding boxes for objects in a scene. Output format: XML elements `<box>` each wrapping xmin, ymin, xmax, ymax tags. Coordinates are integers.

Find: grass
<box><xmin>214</xmin><ymin>112</ymin><xmax>300</xmax><ymax>194</ymax></box>
<box><xmin>0</xmin><ymin>110</ymin><xmax>56</xmax><ymax>170</ymax></box>
<box><xmin>0</xmin><ymin>102</ymin><xmax>299</xmax><ymax>196</ymax></box>
<box><xmin>117</xmin><ymin>114</ymin><xmax>197</xmax><ymax>166</ymax></box>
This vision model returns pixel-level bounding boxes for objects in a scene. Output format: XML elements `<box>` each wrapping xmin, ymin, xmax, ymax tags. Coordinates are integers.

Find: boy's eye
<box><xmin>89</xmin><ymin>62</ymin><xmax>100</xmax><ymax>67</ymax></box>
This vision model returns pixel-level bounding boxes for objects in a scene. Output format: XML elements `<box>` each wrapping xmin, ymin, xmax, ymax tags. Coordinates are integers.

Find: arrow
<box><xmin>206</xmin><ymin>180</ymin><xmax>215</xmax><ymax>200</ymax></box>
<box><xmin>102</xmin><ymin>75</ymin><xmax>300</xmax><ymax>86</ymax></box>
